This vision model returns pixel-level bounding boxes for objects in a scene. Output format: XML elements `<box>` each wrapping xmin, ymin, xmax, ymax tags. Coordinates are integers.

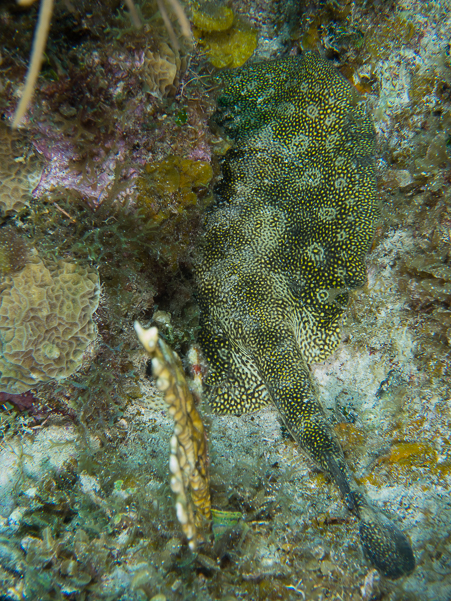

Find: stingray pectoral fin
<box><xmin>352</xmin><ymin>492</ymin><xmax>415</xmax><ymax>579</ymax></box>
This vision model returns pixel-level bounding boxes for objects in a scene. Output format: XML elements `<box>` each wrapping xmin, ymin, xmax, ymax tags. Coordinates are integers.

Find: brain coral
<box><xmin>0</xmin><ymin>256</ymin><xmax>100</xmax><ymax>393</ymax></box>
<box><xmin>0</xmin><ymin>124</ymin><xmax>42</xmax><ymax>215</ymax></box>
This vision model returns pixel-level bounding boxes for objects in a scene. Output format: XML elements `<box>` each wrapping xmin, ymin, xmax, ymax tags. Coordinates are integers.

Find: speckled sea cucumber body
<box><xmin>196</xmin><ymin>52</ymin><xmax>415</xmax><ymax>579</ymax></box>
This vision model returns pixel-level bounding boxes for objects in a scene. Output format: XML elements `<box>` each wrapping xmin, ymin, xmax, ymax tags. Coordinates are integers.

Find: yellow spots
<box><xmin>243</xmin><ymin>79</ymin><xmax>259</xmax><ymax>94</ymax></box>
<box><xmin>325</xmin><ymin>133</ymin><xmax>340</xmax><ymax>150</ymax></box>
<box><xmin>257</xmin><ymin>88</ymin><xmax>276</xmax><ymax>105</ymax></box>
<box><xmin>305</xmin><ymin>242</ymin><xmax>325</xmax><ymax>265</ymax></box>
<box><xmin>317</xmin><ymin>289</ymin><xmax>330</xmax><ymax>304</ymax></box>
<box><xmin>318</xmin><ymin>206</ymin><xmax>337</xmax><ymax>221</ymax></box>
<box><xmin>336</xmin><ymin>267</ymin><xmax>347</xmax><ymax>281</ymax></box>
<box><xmin>285</xmin><ymin>77</ymin><xmax>298</xmax><ymax>89</ymax></box>
<box><xmin>300</xmin><ymin>167</ymin><xmax>323</xmax><ymax>188</ymax></box>
<box><xmin>276</xmin><ymin>102</ymin><xmax>295</xmax><ymax>116</ymax></box>
<box><xmin>324</xmin><ymin>113</ymin><xmax>338</xmax><ymax>127</ymax></box>
<box><xmin>306</xmin><ymin>103</ymin><xmax>320</xmax><ymax>119</ymax></box>
<box><xmin>335</xmin><ymin>177</ymin><xmax>348</xmax><ymax>190</ymax></box>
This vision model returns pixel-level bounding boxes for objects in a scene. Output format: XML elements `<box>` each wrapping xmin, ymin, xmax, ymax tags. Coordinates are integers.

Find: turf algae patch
<box><xmin>196</xmin><ymin>52</ymin><xmax>415</xmax><ymax>579</ymax></box>
<box><xmin>0</xmin><ymin>123</ymin><xmax>43</xmax><ymax>216</ymax></box>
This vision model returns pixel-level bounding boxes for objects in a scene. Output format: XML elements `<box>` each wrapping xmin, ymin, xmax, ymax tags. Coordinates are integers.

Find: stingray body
<box><xmin>195</xmin><ymin>52</ymin><xmax>414</xmax><ymax>579</ymax></box>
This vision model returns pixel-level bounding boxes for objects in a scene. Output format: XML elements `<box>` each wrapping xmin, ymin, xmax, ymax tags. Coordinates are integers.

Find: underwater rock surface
<box><xmin>0</xmin><ymin>0</ymin><xmax>450</xmax><ymax>599</ymax></box>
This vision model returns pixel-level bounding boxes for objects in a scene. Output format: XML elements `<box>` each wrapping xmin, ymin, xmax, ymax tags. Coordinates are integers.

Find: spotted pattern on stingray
<box><xmin>196</xmin><ymin>52</ymin><xmax>414</xmax><ymax>579</ymax></box>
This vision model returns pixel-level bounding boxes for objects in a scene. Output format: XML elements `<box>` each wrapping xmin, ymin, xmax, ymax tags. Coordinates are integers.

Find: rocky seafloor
<box><xmin>0</xmin><ymin>0</ymin><xmax>450</xmax><ymax>599</ymax></box>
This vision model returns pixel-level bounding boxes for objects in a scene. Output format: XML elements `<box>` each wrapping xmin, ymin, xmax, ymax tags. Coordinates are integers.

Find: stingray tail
<box><xmin>252</xmin><ymin>330</ymin><xmax>415</xmax><ymax>579</ymax></box>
